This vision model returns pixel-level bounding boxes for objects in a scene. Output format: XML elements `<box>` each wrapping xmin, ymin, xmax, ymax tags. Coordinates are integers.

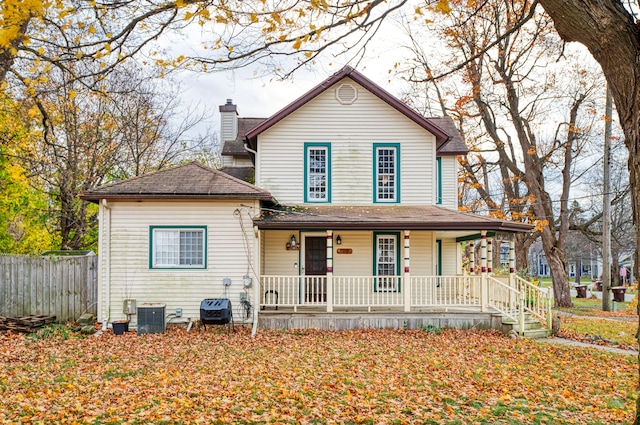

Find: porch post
<box><xmin>487</xmin><ymin>238</ymin><xmax>493</xmax><ymax>275</ymax></box>
<box><xmin>469</xmin><ymin>241</ymin><xmax>475</xmax><ymax>274</ymax></box>
<box><xmin>480</xmin><ymin>231</ymin><xmax>489</xmax><ymax>312</ymax></box>
<box><xmin>509</xmin><ymin>240</ymin><xmax>516</xmax><ymax>288</ymax></box>
<box><xmin>403</xmin><ymin>230</ymin><xmax>411</xmax><ymax>312</ymax></box>
<box><xmin>326</xmin><ymin>230</ymin><xmax>333</xmax><ymax>313</ymax></box>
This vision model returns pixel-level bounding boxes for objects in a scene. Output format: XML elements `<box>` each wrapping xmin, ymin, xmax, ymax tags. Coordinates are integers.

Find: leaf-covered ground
<box><xmin>0</xmin><ymin>327</ymin><xmax>636</xmax><ymax>424</ymax></box>
<box><xmin>559</xmin><ymin>316</ymin><xmax>638</xmax><ymax>349</ymax></box>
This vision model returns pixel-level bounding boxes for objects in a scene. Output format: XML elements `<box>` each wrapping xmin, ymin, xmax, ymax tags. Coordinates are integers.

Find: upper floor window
<box><xmin>150</xmin><ymin>226</ymin><xmax>207</xmax><ymax>269</ymax></box>
<box><xmin>305</xmin><ymin>143</ymin><xmax>331</xmax><ymax>203</ymax></box>
<box><xmin>374</xmin><ymin>144</ymin><xmax>400</xmax><ymax>203</ymax></box>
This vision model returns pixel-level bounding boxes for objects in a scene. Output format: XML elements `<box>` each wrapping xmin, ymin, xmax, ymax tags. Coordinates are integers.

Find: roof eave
<box><xmin>81</xmin><ymin>193</ymin><xmax>274</xmax><ymax>202</ymax></box>
<box><xmin>254</xmin><ymin>220</ymin><xmax>533</xmax><ymax>232</ymax></box>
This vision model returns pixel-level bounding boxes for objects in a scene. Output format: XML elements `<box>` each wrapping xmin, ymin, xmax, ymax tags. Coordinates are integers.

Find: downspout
<box><xmin>243</xmin><ymin>143</ymin><xmax>257</xmax><ymax>156</ymax></box>
<box><xmin>251</xmin><ymin>205</ymin><xmax>261</xmax><ymax>337</ymax></box>
<box><xmin>101</xmin><ymin>199</ymin><xmax>111</xmax><ymax>330</ymax></box>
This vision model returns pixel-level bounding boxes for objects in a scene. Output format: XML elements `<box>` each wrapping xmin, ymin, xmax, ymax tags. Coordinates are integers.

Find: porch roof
<box><xmin>254</xmin><ymin>205</ymin><xmax>533</xmax><ymax>232</ymax></box>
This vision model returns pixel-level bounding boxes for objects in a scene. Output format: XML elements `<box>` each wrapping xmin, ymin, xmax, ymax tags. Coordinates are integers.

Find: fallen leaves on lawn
<box><xmin>559</xmin><ymin>316</ymin><xmax>639</xmax><ymax>350</ymax></box>
<box><xmin>0</xmin><ymin>327</ymin><xmax>636</xmax><ymax>424</ymax></box>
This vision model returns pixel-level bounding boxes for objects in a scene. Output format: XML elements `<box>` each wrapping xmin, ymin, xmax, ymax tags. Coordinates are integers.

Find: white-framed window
<box><xmin>150</xmin><ymin>226</ymin><xmax>206</xmax><ymax>269</ymax></box>
<box><xmin>374</xmin><ymin>144</ymin><xmax>400</xmax><ymax>203</ymax></box>
<box><xmin>305</xmin><ymin>143</ymin><xmax>331</xmax><ymax>202</ymax></box>
<box><xmin>375</xmin><ymin>233</ymin><xmax>399</xmax><ymax>291</ymax></box>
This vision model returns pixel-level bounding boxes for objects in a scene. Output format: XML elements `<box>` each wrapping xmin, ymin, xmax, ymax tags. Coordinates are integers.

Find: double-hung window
<box><xmin>375</xmin><ymin>233</ymin><xmax>399</xmax><ymax>291</ymax></box>
<box><xmin>150</xmin><ymin>226</ymin><xmax>206</xmax><ymax>269</ymax></box>
<box><xmin>374</xmin><ymin>144</ymin><xmax>400</xmax><ymax>203</ymax></box>
<box><xmin>305</xmin><ymin>143</ymin><xmax>331</xmax><ymax>203</ymax></box>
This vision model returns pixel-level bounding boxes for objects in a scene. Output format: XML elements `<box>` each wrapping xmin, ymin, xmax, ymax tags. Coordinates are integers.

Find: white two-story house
<box><xmin>83</xmin><ymin>66</ymin><xmax>548</xmax><ymax>335</ymax></box>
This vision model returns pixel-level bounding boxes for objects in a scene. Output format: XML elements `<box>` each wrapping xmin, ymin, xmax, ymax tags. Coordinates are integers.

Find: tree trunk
<box><xmin>515</xmin><ymin>233</ymin><xmax>533</xmax><ymax>274</ymax></box>
<box><xmin>535</xmin><ymin>0</ymin><xmax>640</xmax><ymax>421</ymax></box>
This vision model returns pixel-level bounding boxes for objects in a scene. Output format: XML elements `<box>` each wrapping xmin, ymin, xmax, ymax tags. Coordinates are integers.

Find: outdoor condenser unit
<box><xmin>137</xmin><ymin>302</ymin><xmax>166</xmax><ymax>334</ymax></box>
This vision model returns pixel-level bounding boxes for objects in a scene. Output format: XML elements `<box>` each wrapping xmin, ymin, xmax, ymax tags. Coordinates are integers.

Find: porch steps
<box><xmin>501</xmin><ymin>316</ymin><xmax>551</xmax><ymax>339</ymax></box>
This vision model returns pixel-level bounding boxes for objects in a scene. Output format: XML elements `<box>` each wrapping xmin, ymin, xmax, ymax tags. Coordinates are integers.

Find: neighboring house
<box><xmin>83</xmin><ymin>66</ymin><xmax>548</xmax><ymax>334</ymax></box>
<box><xmin>528</xmin><ymin>238</ymin><xmax>602</xmax><ymax>280</ymax></box>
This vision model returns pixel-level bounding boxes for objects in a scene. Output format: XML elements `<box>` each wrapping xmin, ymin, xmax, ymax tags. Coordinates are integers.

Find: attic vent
<box><xmin>335</xmin><ymin>83</ymin><xmax>358</xmax><ymax>105</ymax></box>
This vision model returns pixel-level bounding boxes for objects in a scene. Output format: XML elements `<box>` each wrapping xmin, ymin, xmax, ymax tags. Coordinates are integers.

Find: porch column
<box><xmin>469</xmin><ymin>241</ymin><xmax>475</xmax><ymax>274</ymax></box>
<box><xmin>480</xmin><ymin>231</ymin><xmax>489</xmax><ymax>312</ymax></box>
<box><xmin>509</xmin><ymin>240</ymin><xmax>516</xmax><ymax>287</ymax></box>
<box><xmin>487</xmin><ymin>238</ymin><xmax>493</xmax><ymax>275</ymax></box>
<box><xmin>326</xmin><ymin>230</ymin><xmax>334</xmax><ymax>313</ymax></box>
<box><xmin>403</xmin><ymin>230</ymin><xmax>411</xmax><ymax>312</ymax></box>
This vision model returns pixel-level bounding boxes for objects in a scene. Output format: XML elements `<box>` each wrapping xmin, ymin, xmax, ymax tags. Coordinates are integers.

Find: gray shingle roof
<box><xmin>81</xmin><ymin>162</ymin><xmax>272</xmax><ymax>201</ymax></box>
<box><xmin>221</xmin><ymin>117</ymin><xmax>266</xmax><ymax>157</ymax></box>
<box><xmin>254</xmin><ymin>205</ymin><xmax>532</xmax><ymax>233</ymax></box>
<box><xmin>427</xmin><ymin>117</ymin><xmax>468</xmax><ymax>155</ymax></box>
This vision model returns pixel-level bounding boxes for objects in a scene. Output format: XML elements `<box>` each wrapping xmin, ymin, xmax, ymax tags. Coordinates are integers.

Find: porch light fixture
<box><xmin>287</xmin><ymin>234</ymin><xmax>298</xmax><ymax>250</ymax></box>
<box><xmin>336</xmin><ymin>235</ymin><xmax>342</xmax><ymax>245</ymax></box>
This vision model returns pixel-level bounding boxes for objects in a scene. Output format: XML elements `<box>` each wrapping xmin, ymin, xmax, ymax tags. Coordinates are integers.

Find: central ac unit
<box><xmin>137</xmin><ymin>303</ymin><xmax>165</xmax><ymax>334</ymax></box>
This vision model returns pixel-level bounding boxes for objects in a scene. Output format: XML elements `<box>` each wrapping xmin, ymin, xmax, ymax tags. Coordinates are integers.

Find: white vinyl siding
<box><xmin>97</xmin><ymin>200</ymin><xmax>260</xmax><ymax>326</ymax></box>
<box><xmin>255</xmin><ymin>78</ymin><xmax>437</xmax><ymax>205</ymax></box>
<box><xmin>441</xmin><ymin>238</ymin><xmax>459</xmax><ymax>275</ymax></box>
<box><xmin>408</xmin><ymin>232</ymin><xmax>435</xmax><ymax>276</ymax></box>
<box><xmin>221</xmin><ymin>156</ymin><xmax>253</xmax><ymax>168</ymax></box>
<box><xmin>439</xmin><ymin>156</ymin><xmax>459</xmax><ymax>209</ymax></box>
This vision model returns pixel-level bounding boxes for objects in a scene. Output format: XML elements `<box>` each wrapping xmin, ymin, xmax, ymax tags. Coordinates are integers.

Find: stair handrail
<box><xmin>486</xmin><ymin>276</ymin><xmax>521</xmax><ymax>325</ymax></box>
<box><xmin>514</xmin><ymin>275</ymin><xmax>552</xmax><ymax>327</ymax></box>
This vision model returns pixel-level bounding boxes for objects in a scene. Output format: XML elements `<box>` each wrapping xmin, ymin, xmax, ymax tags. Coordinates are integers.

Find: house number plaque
<box><xmin>337</xmin><ymin>248</ymin><xmax>353</xmax><ymax>254</ymax></box>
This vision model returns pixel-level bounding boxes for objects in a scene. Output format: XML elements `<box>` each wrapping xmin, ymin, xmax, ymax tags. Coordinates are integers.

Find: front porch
<box><xmin>253</xmin><ymin>209</ymin><xmax>548</xmax><ymax>335</ymax></box>
<box><xmin>258</xmin><ymin>274</ymin><xmax>553</xmax><ymax>335</ymax></box>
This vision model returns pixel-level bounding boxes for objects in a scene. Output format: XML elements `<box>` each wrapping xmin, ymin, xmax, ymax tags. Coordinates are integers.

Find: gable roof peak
<box><xmin>245</xmin><ymin>66</ymin><xmax>466</xmax><ymax>154</ymax></box>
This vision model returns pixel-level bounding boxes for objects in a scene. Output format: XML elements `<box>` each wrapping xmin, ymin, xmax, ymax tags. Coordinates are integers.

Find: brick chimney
<box><xmin>219</xmin><ymin>99</ymin><xmax>238</xmax><ymax>142</ymax></box>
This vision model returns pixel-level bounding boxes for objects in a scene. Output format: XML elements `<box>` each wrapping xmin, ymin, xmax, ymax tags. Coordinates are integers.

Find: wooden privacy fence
<box><xmin>0</xmin><ymin>254</ymin><xmax>98</xmax><ymax>323</ymax></box>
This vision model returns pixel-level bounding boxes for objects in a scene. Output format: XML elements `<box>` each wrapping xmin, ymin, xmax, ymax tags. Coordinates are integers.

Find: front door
<box><xmin>304</xmin><ymin>236</ymin><xmax>327</xmax><ymax>302</ymax></box>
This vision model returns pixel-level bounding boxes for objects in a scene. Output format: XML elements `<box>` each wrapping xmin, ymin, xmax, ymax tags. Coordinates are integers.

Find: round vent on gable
<box><xmin>335</xmin><ymin>83</ymin><xmax>358</xmax><ymax>105</ymax></box>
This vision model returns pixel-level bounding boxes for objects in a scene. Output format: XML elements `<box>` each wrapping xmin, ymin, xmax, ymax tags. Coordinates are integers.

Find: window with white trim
<box><xmin>151</xmin><ymin>227</ymin><xmax>206</xmax><ymax>269</ymax></box>
<box><xmin>374</xmin><ymin>145</ymin><xmax>399</xmax><ymax>203</ymax></box>
<box><xmin>305</xmin><ymin>144</ymin><xmax>331</xmax><ymax>202</ymax></box>
<box><xmin>376</xmin><ymin>234</ymin><xmax>398</xmax><ymax>291</ymax></box>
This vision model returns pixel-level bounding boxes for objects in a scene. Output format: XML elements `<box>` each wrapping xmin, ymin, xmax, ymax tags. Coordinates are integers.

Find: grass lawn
<box><xmin>558</xmin><ymin>297</ymin><xmax>636</xmax><ymax>318</ymax></box>
<box><xmin>0</xmin><ymin>326</ymin><xmax>637</xmax><ymax>424</ymax></box>
<box><xmin>559</xmin><ymin>316</ymin><xmax>638</xmax><ymax>348</ymax></box>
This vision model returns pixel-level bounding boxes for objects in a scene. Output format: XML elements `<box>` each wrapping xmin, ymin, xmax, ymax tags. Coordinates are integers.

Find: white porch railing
<box><xmin>261</xmin><ymin>275</ymin><xmax>486</xmax><ymax>311</ymax></box>
<box><xmin>334</xmin><ymin>276</ymin><xmax>403</xmax><ymax>309</ymax></box>
<box><xmin>260</xmin><ymin>275</ymin><xmax>552</xmax><ymax>330</ymax></box>
<box><xmin>514</xmin><ymin>275</ymin><xmax>553</xmax><ymax>329</ymax></box>
<box><xmin>487</xmin><ymin>276</ymin><xmax>520</xmax><ymax>321</ymax></box>
<box><xmin>411</xmin><ymin>276</ymin><xmax>481</xmax><ymax>308</ymax></box>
